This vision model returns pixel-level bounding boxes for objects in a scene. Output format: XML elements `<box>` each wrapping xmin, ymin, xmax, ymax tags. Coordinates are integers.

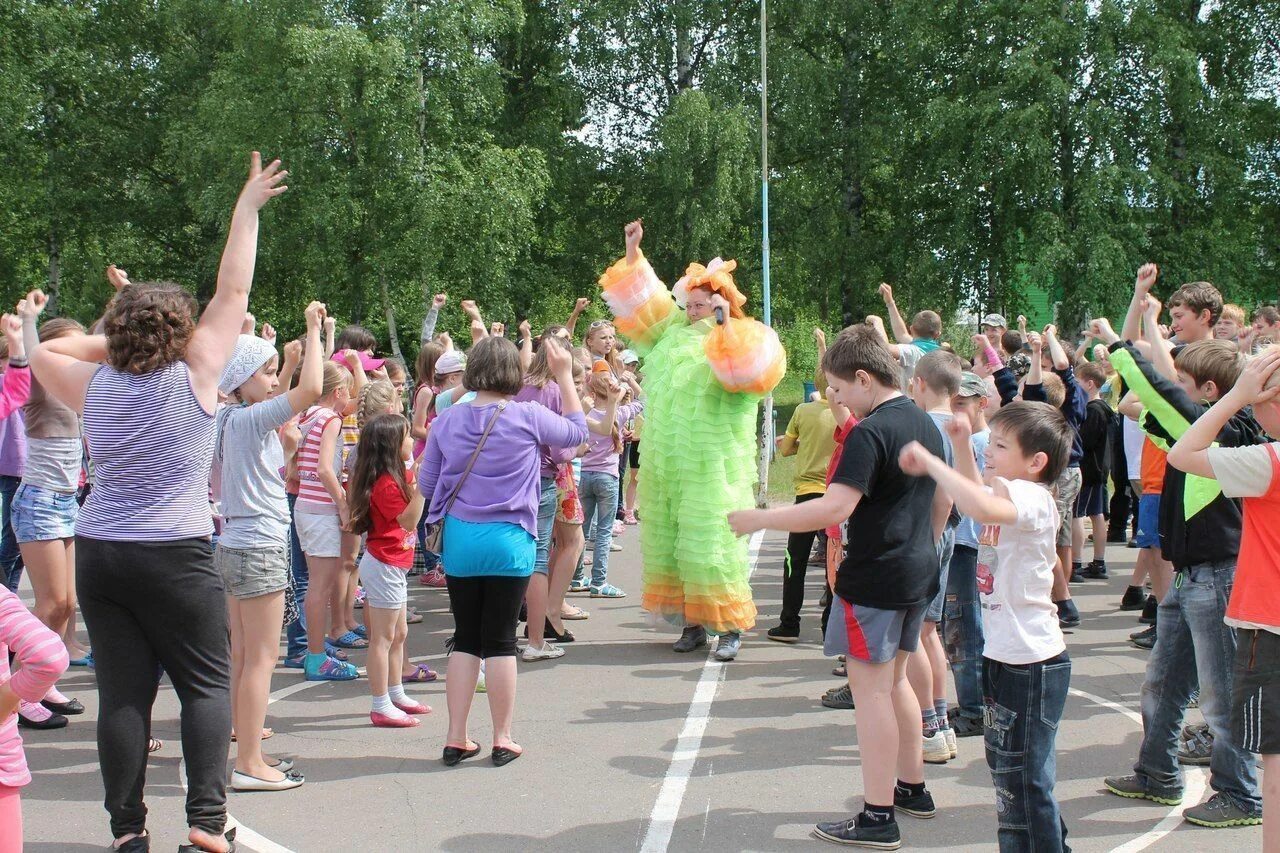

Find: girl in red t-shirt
<box><xmin>348</xmin><ymin>413</ymin><xmax>429</xmax><ymax>728</ymax></box>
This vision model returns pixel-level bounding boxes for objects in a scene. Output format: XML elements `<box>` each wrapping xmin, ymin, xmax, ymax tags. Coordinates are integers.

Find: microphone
<box><xmin>714</xmin><ymin>307</ymin><xmax>725</xmax><ymax>326</ymax></box>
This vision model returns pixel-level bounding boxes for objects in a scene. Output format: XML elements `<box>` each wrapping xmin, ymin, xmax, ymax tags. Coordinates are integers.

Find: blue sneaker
<box><xmin>304</xmin><ymin>654</ymin><xmax>359</xmax><ymax>681</ymax></box>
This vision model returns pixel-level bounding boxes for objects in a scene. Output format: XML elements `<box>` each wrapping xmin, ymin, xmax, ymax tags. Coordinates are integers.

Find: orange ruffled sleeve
<box><xmin>597</xmin><ymin>251</ymin><xmax>678</xmax><ymax>352</ymax></box>
<box><xmin>704</xmin><ymin>317</ymin><xmax>787</xmax><ymax>395</ymax></box>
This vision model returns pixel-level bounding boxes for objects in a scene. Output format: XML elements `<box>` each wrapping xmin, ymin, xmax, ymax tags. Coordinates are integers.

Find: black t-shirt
<box><xmin>831</xmin><ymin>396</ymin><xmax>945</xmax><ymax>609</ymax></box>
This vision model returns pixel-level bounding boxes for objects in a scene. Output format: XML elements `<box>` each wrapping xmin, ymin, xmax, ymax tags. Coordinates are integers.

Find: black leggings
<box><xmin>76</xmin><ymin>536</ymin><xmax>230</xmax><ymax>839</ymax></box>
<box><xmin>446</xmin><ymin>574</ymin><xmax>530</xmax><ymax>658</ymax></box>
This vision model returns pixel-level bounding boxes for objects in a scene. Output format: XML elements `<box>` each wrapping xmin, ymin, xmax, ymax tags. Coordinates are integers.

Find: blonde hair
<box><xmin>321</xmin><ymin>361</ymin><xmax>352</xmax><ymax>399</ymax></box>
<box><xmin>356</xmin><ymin>379</ymin><xmax>397</xmax><ymax>429</ymax></box>
<box><xmin>1220</xmin><ymin>303</ymin><xmax>1246</xmax><ymax>326</ymax></box>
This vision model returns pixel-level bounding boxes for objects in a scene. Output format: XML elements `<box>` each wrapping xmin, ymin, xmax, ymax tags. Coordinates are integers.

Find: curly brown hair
<box><xmin>102</xmin><ymin>282</ymin><xmax>199</xmax><ymax>374</ymax></box>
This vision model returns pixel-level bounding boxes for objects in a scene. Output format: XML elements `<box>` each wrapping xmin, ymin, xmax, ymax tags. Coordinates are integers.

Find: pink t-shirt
<box><xmin>0</xmin><ymin>587</ymin><xmax>68</xmax><ymax>786</ymax></box>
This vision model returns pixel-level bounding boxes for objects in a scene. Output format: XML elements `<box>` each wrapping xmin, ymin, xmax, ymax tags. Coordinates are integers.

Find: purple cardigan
<box><xmin>513</xmin><ymin>381</ymin><xmax>579</xmax><ymax>479</ymax></box>
<box><xmin>418</xmin><ymin>400</ymin><xmax>588</xmax><ymax>538</ymax></box>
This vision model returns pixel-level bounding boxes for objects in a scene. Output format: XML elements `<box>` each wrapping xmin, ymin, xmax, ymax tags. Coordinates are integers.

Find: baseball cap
<box><xmin>957</xmin><ymin>372</ymin><xmax>989</xmax><ymax>398</ymax></box>
<box><xmin>331</xmin><ymin>349</ymin><xmax>385</xmax><ymax>372</ymax></box>
<box><xmin>620</xmin><ymin>349</ymin><xmax>640</xmax><ymax>365</ymax></box>
<box><xmin>980</xmin><ymin>313</ymin><xmax>1008</xmax><ymax>329</ymax></box>
<box><xmin>435</xmin><ymin>351</ymin><xmax>465</xmax><ymax>376</ymax></box>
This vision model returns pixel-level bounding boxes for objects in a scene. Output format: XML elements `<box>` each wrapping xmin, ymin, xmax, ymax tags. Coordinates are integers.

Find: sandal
<box><xmin>322</xmin><ymin>640</ymin><xmax>350</xmax><ymax>661</ymax></box>
<box><xmin>332</xmin><ymin>631</ymin><xmax>368</xmax><ymax>649</ymax></box>
<box><xmin>148</xmin><ymin>737</ymin><xmax>163</xmax><ymax>753</ymax></box>
<box><xmin>352</xmin><ymin>625</ymin><xmax>368</xmax><ymax>639</ymax></box>
<box><xmin>561</xmin><ymin>606</ymin><xmax>589</xmax><ymax>621</ymax></box>
<box><xmin>402</xmin><ymin>664</ymin><xmax>438</xmax><ymax>683</ymax></box>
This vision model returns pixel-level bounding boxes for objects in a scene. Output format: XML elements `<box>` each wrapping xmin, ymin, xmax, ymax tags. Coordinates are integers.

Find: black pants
<box><xmin>446</xmin><ymin>574</ymin><xmax>531</xmax><ymax>658</ymax></box>
<box><xmin>779</xmin><ymin>493</ymin><xmax>823</xmax><ymax>630</ymax></box>
<box><xmin>76</xmin><ymin>536</ymin><xmax>230</xmax><ymax>839</ymax></box>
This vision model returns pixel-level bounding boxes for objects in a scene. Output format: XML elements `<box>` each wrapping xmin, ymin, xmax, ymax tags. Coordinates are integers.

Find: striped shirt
<box><xmin>78</xmin><ymin>361</ymin><xmax>216</xmax><ymax>541</ymax></box>
<box><xmin>296</xmin><ymin>406</ymin><xmax>343</xmax><ymax>514</ymax></box>
<box><xmin>0</xmin><ymin>587</ymin><xmax>69</xmax><ymax>786</ymax></box>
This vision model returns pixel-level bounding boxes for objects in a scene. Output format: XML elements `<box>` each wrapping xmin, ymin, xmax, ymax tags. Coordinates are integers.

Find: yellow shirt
<box><xmin>786</xmin><ymin>401</ymin><xmax>838</xmax><ymax>496</ymax></box>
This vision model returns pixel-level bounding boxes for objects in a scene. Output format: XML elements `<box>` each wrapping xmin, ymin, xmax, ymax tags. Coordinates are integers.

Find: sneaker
<box><xmin>894</xmin><ymin>786</ymin><xmax>936</xmax><ymax>819</ymax></box>
<box><xmin>1069</xmin><ymin>563</ymin><xmax>1083</xmax><ymax>583</ymax></box>
<box><xmin>623</xmin><ymin>510</ymin><xmax>638</xmax><ymax>525</ymax></box>
<box><xmin>521</xmin><ymin>643</ymin><xmax>565</xmax><ymax>662</ymax></box>
<box><xmin>1139</xmin><ymin>595</ymin><xmax>1158</xmax><ymax>624</ymax></box>
<box><xmin>304</xmin><ymin>655</ymin><xmax>359</xmax><ymax>682</ymax></box>
<box><xmin>950</xmin><ymin>712</ymin><xmax>984</xmax><ymax>738</ymax></box>
<box><xmin>943</xmin><ymin>727</ymin><xmax>957</xmax><ymax>758</ymax></box>
<box><xmin>822</xmin><ymin>684</ymin><xmax>855</xmax><ymax>710</ymax></box>
<box><xmin>672</xmin><ymin>625</ymin><xmax>707</xmax><ymax>653</ymax></box>
<box><xmin>1119</xmin><ymin>586</ymin><xmax>1146</xmax><ymax>611</ymax></box>
<box><xmin>922</xmin><ymin>731</ymin><xmax>950</xmax><ymax>764</ymax></box>
<box><xmin>1056</xmin><ymin>599</ymin><xmax>1080</xmax><ymax>629</ymax></box>
<box><xmin>714</xmin><ymin>632</ymin><xmax>741</xmax><ymax>661</ymax></box>
<box><xmin>1081</xmin><ymin>560</ymin><xmax>1108</xmax><ymax>580</ymax></box>
<box><xmin>812</xmin><ymin>814</ymin><xmax>901</xmax><ymax>849</ymax></box>
<box><xmin>1182</xmin><ymin>793</ymin><xmax>1262</xmax><ymax>828</ymax></box>
<box><xmin>1177</xmin><ymin>725</ymin><xmax>1213</xmax><ymax>766</ymax></box>
<box><xmin>1128</xmin><ymin>537</ymin><xmax>1140</xmax><ymax>548</ymax></box>
<box><xmin>420</xmin><ymin>567</ymin><xmax>447</xmax><ymax>588</ymax></box>
<box><xmin>1131</xmin><ymin>630</ymin><xmax>1157</xmax><ymax>650</ymax></box>
<box><xmin>609</xmin><ymin>541</ymin><xmax>622</xmax><ymax>552</ymax></box>
<box><xmin>1187</xmin><ymin>689</ymin><xmax>1200</xmax><ymax>709</ymax></box>
<box><xmin>1103</xmin><ymin>773</ymin><xmax>1182</xmax><ymax>805</ymax></box>
<box><xmin>612</xmin><ymin>520</ymin><xmax>625</xmax><ymax>536</ymax></box>
<box><xmin>766</xmin><ymin>624</ymin><xmax>800</xmax><ymax>644</ymax></box>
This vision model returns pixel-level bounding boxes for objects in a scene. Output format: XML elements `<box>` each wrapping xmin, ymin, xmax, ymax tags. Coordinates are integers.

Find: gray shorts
<box><xmin>359</xmin><ymin>551</ymin><xmax>408</xmax><ymax>609</ymax></box>
<box><xmin>824</xmin><ymin>597</ymin><xmax>927</xmax><ymax>664</ymax></box>
<box><xmin>214</xmin><ymin>543</ymin><xmax>289</xmax><ymax>599</ymax></box>
<box><xmin>1053</xmin><ymin>467</ymin><xmax>1082</xmax><ymax>548</ymax></box>
<box><xmin>925</xmin><ymin>527</ymin><xmax>956</xmax><ymax>623</ymax></box>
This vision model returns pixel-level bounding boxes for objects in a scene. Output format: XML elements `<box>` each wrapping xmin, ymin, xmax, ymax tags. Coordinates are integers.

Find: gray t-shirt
<box><xmin>24</xmin><ymin>436</ymin><xmax>83</xmax><ymax>493</ymax></box>
<box><xmin>214</xmin><ymin>394</ymin><xmax>295</xmax><ymax>549</ymax></box>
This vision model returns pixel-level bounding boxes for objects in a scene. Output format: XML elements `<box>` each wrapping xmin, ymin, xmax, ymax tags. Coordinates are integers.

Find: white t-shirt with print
<box><xmin>976</xmin><ymin>477</ymin><xmax>1066</xmax><ymax>664</ymax></box>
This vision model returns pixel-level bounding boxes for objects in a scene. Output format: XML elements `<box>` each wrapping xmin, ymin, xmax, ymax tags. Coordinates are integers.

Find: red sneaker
<box><xmin>419</xmin><ymin>568</ymin><xmax>447</xmax><ymax>587</ymax></box>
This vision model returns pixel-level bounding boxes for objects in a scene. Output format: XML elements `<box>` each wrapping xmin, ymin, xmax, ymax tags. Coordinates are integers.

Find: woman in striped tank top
<box><xmin>30</xmin><ymin>152</ymin><xmax>287</xmax><ymax>853</ymax></box>
<box><xmin>295</xmin><ymin>361</ymin><xmax>358</xmax><ymax>682</ymax></box>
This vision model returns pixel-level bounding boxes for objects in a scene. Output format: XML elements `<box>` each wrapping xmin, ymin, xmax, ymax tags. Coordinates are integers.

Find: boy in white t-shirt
<box><xmin>899</xmin><ymin>401</ymin><xmax>1075</xmax><ymax>852</ymax></box>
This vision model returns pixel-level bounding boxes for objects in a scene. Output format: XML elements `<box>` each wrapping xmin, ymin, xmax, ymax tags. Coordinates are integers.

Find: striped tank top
<box><xmin>78</xmin><ymin>361</ymin><xmax>216</xmax><ymax>541</ymax></box>
<box><xmin>296</xmin><ymin>406</ymin><xmax>343</xmax><ymax>514</ymax></box>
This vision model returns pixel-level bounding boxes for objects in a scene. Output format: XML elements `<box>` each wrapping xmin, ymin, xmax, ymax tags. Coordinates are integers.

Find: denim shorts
<box><xmin>1136</xmin><ymin>494</ymin><xmax>1162</xmax><ymax>549</ymax></box>
<box><xmin>214</xmin><ymin>543</ymin><xmax>290</xmax><ymax>599</ymax></box>
<box><xmin>12</xmin><ymin>483</ymin><xmax>78</xmax><ymax>544</ymax></box>
<box><xmin>359</xmin><ymin>551</ymin><xmax>408</xmax><ymax>609</ymax></box>
<box><xmin>824</xmin><ymin>596</ymin><xmax>926</xmax><ymax>663</ymax></box>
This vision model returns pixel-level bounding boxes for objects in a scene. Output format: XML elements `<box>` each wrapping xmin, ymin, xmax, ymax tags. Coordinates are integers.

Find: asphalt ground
<box><xmin>17</xmin><ymin>530</ymin><xmax>1265</xmax><ymax>851</ymax></box>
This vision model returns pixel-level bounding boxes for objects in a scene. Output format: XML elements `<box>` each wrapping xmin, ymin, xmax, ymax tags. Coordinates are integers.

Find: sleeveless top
<box><xmin>78</xmin><ymin>361</ymin><xmax>216</xmax><ymax>541</ymax></box>
<box><xmin>296</xmin><ymin>406</ymin><xmax>343</xmax><ymax>514</ymax></box>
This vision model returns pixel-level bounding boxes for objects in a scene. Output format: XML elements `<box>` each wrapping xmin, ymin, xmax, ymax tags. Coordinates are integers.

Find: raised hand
<box><xmin>460</xmin><ymin>300</ymin><xmax>482</xmax><ymax>322</ymax></box>
<box><xmin>261</xmin><ymin>322</ymin><xmax>277</xmax><ymax>346</ymax></box>
<box><xmin>242</xmin><ymin>312</ymin><xmax>256</xmax><ymax>335</ymax></box>
<box><xmin>710</xmin><ymin>292</ymin><xmax>730</xmax><ymax>322</ymax></box>
<box><xmin>323</xmin><ymin>316</ymin><xmax>336</xmax><ymax>337</ymax></box>
<box><xmin>1142</xmin><ymin>294</ymin><xmax>1163</xmax><ymax>321</ymax></box>
<box><xmin>898</xmin><ymin>441</ymin><xmax>932</xmax><ymax>477</ymax></box>
<box><xmin>946</xmin><ymin>413</ymin><xmax>973</xmax><ymax>443</ymax></box>
<box><xmin>1043</xmin><ymin>324</ymin><xmax>1058</xmax><ymax>340</ymax></box>
<box><xmin>341</xmin><ymin>349</ymin><xmax>362</xmax><ymax>372</ymax></box>
<box><xmin>283</xmin><ymin>339</ymin><xmax>303</xmax><ymax>363</ymax></box>
<box><xmin>20</xmin><ymin>290</ymin><xmax>47</xmax><ymax>318</ymax></box>
<box><xmin>1092</xmin><ymin>344</ymin><xmax>1110</xmax><ymax>363</ymax></box>
<box><xmin>813</xmin><ymin>327</ymin><xmax>827</xmax><ymax>348</ymax></box>
<box><xmin>238</xmin><ymin>151</ymin><xmax>288</xmax><ymax>211</ymax></box>
<box><xmin>1017</xmin><ymin>315</ymin><xmax>1028</xmax><ymax>335</ymax></box>
<box><xmin>573</xmin><ymin>297</ymin><xmax>591</xmax><ymax>314</ymax></box>
<box><xmin>304</xmin><ymin>301</ymin><xmax>326</xmax><ymax>329</ymax></box>
<box><xmin>1026</xmin><ymin>331</ymin><xmax>1043</xmax><ymax>352</ymax></box>
<box><xmin>1135</xmin><ymin>263</ymin><xmax>1158</xmax><ymax>296</ymax></box>
<box><xmin>624</xmin><ymin>220</ymin><xmax>643</xmax><ymax>262</ymax></box>
<box><xmin>106</xmin><ymin>265</ymin><xmax>131</xmax><ymax>291</ymax></box>
<box><xmin>545</xmin><ymin>339</ymin><xmax>572</xmax><ymax>377</ymax></box>
<box><xmin>518</xmin><ymin>319</ymin><xmax>531</xmax><ymax>340</ymax></box>
<box><xmin>490</xmin><ymin>322</ymin><xmax>506</xmax><ymax>338</ymax></box>
<box><xmin>865</xmin><ymin>314</ymin><xmax>885</xmax><ymax>329</ymax></box>
<box><xmin>878</xmin><ymin>283</ymin><xmax>894</xmax><ymax>303</ymax></box>
<box><xmin>432</xmin><ymin>293</ymin><xmax>447</xmax><ymax>310</ymax></box>
<box><xmin>1090</xmin><ymin>318</ymin><xmax>1119</xmax><ymax>345</ymax></box>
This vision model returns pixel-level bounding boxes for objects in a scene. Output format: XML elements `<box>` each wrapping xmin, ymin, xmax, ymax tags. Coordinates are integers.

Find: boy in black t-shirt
<box><xmin>730</xmin><ymin>324</ymin><xmax>949</xmax><ymax>849</ymax></box>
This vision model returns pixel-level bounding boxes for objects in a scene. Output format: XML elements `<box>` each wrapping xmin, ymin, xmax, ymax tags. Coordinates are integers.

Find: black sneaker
<box><xmin>767</xmin><ymin>624</ymin><xmax>800</xmax><ymax>644</ymax></box>
<box><xmin>1069</xmin><ymin>563</ymin><xmax>1083</xmax><ymax>583</ymax></box>
<box><xmin>1127</xmin><ymin>538</ymin><xmax>1140</xmax><ymax>548</ymax></box>
<box><xmin>672</xmin><ymin>625</ymin><xmax>707</xmax><ymax>653</ymax></box>
<box><xmin>812</xmin><ymin>814</ymin><xmax>901</xmax><ymax>849</ymax></box>
<box><xmin>1104</xmin><ymin>773</ymin><xmax>1182</xmax><ymax>805</ymax></box>
<box><xmin>949</xmin><ymin>712</ymin><xmax>985</xmax><ymax>738</ymax></box>
<box><xmin>893</xmin><ymin>786</ymin><xmax>936</xmax><ymax>819</ymax></box>
<box><xmin>1139</xmin><ymin>595</ymin><xmax>1158</xmax><ymax>625</ymax></box>
<box><xmin>1130</xmin><ymin>625</ymin><xmax>1157</xmax><ymax>649</ymax></box>
<box><xmin>1056</xmin><ymin>599</ymin><xmax>1080</xmax><ymax>629</ymax></box>
<box><xmin>822</xmin><ymin>684</ymin><xmax>855</xmax><ymax>710</ymax></box>
<box><xmin>1081</xmin><ymin>560</ymin><xmax>1108</xmax><ymax>580</ymax></box>
<box><xmin>1119</xmin><ymin>586</ymin><xmax>1146</xmax><ymax>611</ymax></box>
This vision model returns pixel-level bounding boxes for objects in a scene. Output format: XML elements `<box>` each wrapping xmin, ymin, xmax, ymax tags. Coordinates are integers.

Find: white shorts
<box><xmin>295</xmin><ymin>511</ymin><xmax>342</xmax><ymax>558</ymax></box>
<box><xmin>359</xmin><ymin>551</ymin><xmax>408</xmax><ymax>609</ymax></box>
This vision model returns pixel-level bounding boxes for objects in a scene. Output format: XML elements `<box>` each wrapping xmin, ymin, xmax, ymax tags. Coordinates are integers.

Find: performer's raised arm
<box><xmin>597</xmin><ymin>220</ymin><xmax>680</xmax><ymax>351</ymax></box>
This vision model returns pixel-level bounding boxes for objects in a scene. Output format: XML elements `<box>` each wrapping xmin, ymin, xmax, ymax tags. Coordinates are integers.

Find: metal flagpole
<box><xmin>755</xmin><ymin>0</ymin><xmax>773</xmax><ymax>508</ymax></box>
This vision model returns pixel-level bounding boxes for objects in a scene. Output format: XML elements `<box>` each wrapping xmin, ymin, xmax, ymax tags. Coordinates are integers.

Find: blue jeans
<box><xmin>285</xmin><ymin>494</ymin><xmax>309</xmax><ymax>658</ymax></box>
<box><xmin>944</xmin><ymin>544</ymin><xmax>984</xmax><ymax>722</ymax></box>
<box><xmin>984</xmin><ymin>652</ymin><xmax>1072</xmax><ymax>852</ymax></box>
<box><xmin>577</xmin><ymin>471</ymin><xmax>620</xmax><ymax>588</ymax></box>
<box><xmin>533</xmin><ymin>477</ymin><xmax>557</xmax><ymax>576</ymax></box>
<box><xmin>0</xmin><ymin>475</ymin><xmax>23</xmax><ymax>592</ymax></box>
<box><xmin>1134</xmin><ymin>560</ymin><xmax>1261</xmax><ymax>813</ymax></box>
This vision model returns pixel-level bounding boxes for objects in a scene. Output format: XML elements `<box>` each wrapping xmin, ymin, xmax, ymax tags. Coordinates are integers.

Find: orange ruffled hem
<box><xmin>642</xmin><ymin>588</ymin><xmax>758</xmax><ymax>636</ymax></box>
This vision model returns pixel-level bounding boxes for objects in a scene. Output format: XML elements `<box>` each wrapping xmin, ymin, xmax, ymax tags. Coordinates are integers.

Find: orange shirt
<box><xmin>1140</xmin><ymin>437</ymin><xmax>1167</xmax><ymax>495</ymax></box>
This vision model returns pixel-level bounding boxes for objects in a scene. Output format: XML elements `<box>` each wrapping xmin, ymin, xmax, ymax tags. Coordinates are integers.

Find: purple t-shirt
<box><xmin>513</xmin><ymin>381</ymin><xmax>579</xmax><ymax>479</ymax></box>
<box><xmin>417</xmin><ymin>400</ymin><xmax>587</xmax><ymax>538</ymax></box>
<box><xmin>581</xmin><ymin>402</ymin><xmax>644</xmax><ymax>475</ymax></box>
<box><xmin>0</xmin><ymin>410</ymin><xmax>25</xmax><ymax>479</ymax></box>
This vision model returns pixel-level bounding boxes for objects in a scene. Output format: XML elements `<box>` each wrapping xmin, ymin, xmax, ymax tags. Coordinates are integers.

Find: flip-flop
<box><xmin>333</xmin><ymin>631</ymin><xmax>368</xmax><ymax>649</ymax></box>
<box><xmin>402</xmin><ymin>664</ymin><xmax>438</xmax><ymax>683</ymax></box>
<box><xmin>561</xmin><ymin>606</ymin><xmax>589</xmax><ymax>621</ymax></box>
<box><xmin>352</xmin><ymin>625</ymin><xmax>368</xmax><ymax>639</ymax></box>
<box><xmin>148</xmin><ymin>738</ymin><xmax>163</xmax><ymax>753</ymax></box>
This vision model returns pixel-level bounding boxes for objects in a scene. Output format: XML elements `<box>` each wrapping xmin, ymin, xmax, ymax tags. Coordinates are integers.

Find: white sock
<box><xmin>46</xmin><ymin>686</ymin><xmax>70</xmax><ymax>704</ymax></box>
<box><xmin>387</xmin><ymin>684</ymin><xmax>408</xmax><ymax>705</ymax></box>
<box><xmin>372</xmin><ymin>693</ymin><xmax>405</xmax><ymax>718</ymax></box>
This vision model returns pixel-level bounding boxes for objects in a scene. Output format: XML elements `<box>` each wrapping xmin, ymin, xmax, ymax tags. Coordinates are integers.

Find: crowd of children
<box><xmin>0</xmin><ymin>153</ymin><xmax>1275</xmax><ymax>852</ymax></box>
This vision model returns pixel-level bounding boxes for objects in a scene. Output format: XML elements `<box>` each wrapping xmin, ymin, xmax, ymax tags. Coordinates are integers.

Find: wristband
<box><xmin>7</xmin><ymin>356</ymin><xmax>29</xmax><ymax>369</ymax></box>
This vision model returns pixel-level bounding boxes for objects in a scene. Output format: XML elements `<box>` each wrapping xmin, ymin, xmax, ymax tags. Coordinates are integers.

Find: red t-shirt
<box><xmin>366</xmin><ymin>473</ymin><xmax>415</xmax><ymax>569</ymax></box>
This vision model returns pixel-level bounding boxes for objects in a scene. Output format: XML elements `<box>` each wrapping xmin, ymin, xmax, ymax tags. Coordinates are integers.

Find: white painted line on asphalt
<box><xmin>639</xmin><ymin>529</ymin><xmax>765</xmax><ymax>853</ymax></box>
<box><xmin>1069</xmin><ymin>687</ymin><xmax>1207</xmax><ymax>853</ymax></box>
